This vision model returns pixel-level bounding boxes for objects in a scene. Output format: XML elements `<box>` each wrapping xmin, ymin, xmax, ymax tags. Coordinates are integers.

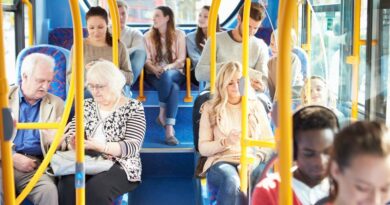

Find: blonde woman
<box><xmin>198</xmin><ymin>61</ymin><xmax>273</xmax><ymax>205</ymax></box>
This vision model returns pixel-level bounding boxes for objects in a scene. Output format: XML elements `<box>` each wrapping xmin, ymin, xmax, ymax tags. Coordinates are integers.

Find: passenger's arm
<box><xmin>253</xmin><ymin>42</ymin><xmax>270</xmax><ymax>90</ymax></box>
<box><xmin>119</xmin><ymin>42</ymin><xmax>134</xmax><ymax>85</ymax></box>
<box><xmin>194</xmin><ymin>38</ymin><xmax>211</xmax><ymax>82</ymax></box>
<box><xmin>198</xmin><ymin>104</ymin><xmax>230</xmax><ymax>157</ymax></box>
<box><xmin>186</xmin><ymin>34</ymin><xmax>200</xmax><ymax>68</ymax></box>
<box><xmin>164</xmin><ymin>31</ymin><xmax>186</xmax><ymax>70</ymax></box>
<box><xmin>128</xmin><ymin>29</ymin><xmax>145</xmax><ymax>54</ymax></box>
<box><xmin>118</xmin><ymin>102</ymin><xmax>146</xmax><ymax>158</ymax></box>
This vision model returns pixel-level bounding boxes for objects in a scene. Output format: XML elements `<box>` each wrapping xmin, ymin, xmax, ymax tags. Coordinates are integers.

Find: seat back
<box><xmin>292</xmin><ymin>47</ymin><xmax>309</xmax><ymax>80</ymax></box>
<box><xmin>16</xmin><ymin>44</ymin><xmax>70</xmax><ymax>100</ymax></box>
<box><xmin>49</xmin><ymin>28</ymin><xmax>88</xmax><ymax>50</ymax></box>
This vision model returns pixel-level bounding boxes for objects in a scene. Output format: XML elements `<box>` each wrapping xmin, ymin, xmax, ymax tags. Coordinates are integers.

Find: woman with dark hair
<box><xmin>67</xmin><ymin>6</ymin><xmax>133</xmax><ymax>85</ymax></box>
<box><xmin>144</xmin><ymin>6</ymin><xmax>186</xmax><ymax>145</ymax></box>
<box><xmin>186</xmin><ymin>5</ymin><xmax>220</xmax><ymax>85</ymax></box>
<box><xmin>327</xmin><ymin>121</ymin><xmax>390</xmax><ymax>205</ymax></box>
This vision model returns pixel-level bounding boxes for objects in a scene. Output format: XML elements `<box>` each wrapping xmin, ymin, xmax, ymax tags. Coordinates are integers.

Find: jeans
<box><xmin>207</xmin><ymin>162</ymin><xmax>244</xmax><ymax>205</ymax></box>
<box><xmin>146</xmin><ymin>70</ymin><xmax>185</xmax><ymax>125</ymax></box>
<box><xmin>129</xmin><ymin>49</ymin><xmax>146</xmax><ymax>85</ymax></box>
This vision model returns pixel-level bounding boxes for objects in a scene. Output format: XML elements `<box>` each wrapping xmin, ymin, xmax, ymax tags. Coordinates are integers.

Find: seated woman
<box><xmin>67</xmin><ymin>6</ymin><xmax>133</xmax><ymax>86</ymax></box>
<box><xmin>198</xmin><ymin>61</ymin><xmax>273</xmax><ymax>205</ymax></box>
<box><xmin>300</xmin><ymin>76</ymin><xmax>345</xmax><ymax>124</ymax></box>
<box><xmin>58</xmin><ymin>60</ymin><xmax>146</xmax><ymax>205</ymax></box>
<box><xmin>186</xmin><ymin>5</ymin><xmax>220</xmax><ymax>85</ymax></box>
<box><xmin>327</xmin><ymin>121</ymin><xmax>390</xmax><ymax>205</ymax></box>
<box><xmin>144</xmin><ymin>6</ymin><xmax>186</xmax><ymax>145</ymax></box>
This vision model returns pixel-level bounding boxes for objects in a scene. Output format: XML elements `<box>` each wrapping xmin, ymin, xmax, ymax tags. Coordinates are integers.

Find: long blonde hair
<box><xmin>300</xmin><ymin>76</ymin><xmax>336</xmax><ymax>108</ymax></box>
<box><xmin>208</xmin><ymin>61</ymin><xmax>242</xmax><ymax>129</ymax></box>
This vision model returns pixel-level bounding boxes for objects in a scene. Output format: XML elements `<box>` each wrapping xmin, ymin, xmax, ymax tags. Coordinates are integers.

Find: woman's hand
<box><xmin>152</xmin><ymin>65</ymin><xmax>165</xmax><ymax>79</ymax></box>
<box><xmin>226</xmin><ymin>129</ymin><xmax>241</xmax><ymax>146</ymax></box>
<box><xmin>84</xmin><ymin>138</ymin><xmax>105</xmax><ymax>152</ymax></box>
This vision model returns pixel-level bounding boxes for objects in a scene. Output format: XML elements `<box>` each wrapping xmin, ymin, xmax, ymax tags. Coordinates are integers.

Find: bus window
<box><xmin>3</xmin><ymin>11</ymin><xmax>16</xmax><ymax>85</ymax></box>
<box><xmin>86</xmin><ymin>0</ymin><xmax>240</xmax><ymax>25</ymax></box>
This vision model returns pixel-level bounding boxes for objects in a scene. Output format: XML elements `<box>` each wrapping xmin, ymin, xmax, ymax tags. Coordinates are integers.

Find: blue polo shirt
<box><xmin>13</xmin><ymin>90</ymin><xmax>42</xmax><ymax>156</ymax></box>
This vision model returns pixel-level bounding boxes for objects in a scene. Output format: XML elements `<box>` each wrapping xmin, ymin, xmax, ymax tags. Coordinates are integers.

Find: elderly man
<box><xmin>0</xmin><ymin>53</ymin><xmax>64</xmax><ymax>205</ymax></box>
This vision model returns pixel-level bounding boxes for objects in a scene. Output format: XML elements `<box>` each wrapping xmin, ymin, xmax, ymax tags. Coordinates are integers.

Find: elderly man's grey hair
<box><xmin>21</xmin><ymin>53</ymin><xmax>55</xmax><ymax>77</ymax></box>
<box><xmin>86</xmin><ymin>60</ymin><xmax>126</xmax><ymax>97</ymax></box>
<box><xmin>116</xmin><ymin>0</ymin><xmax>128</xmax><ymax>10</ymax></box>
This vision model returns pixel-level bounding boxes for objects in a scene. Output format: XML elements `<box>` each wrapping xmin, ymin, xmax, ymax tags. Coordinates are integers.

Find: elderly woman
<box><xmin>199</xmin><ymin>61</ymin><xmax>273</xmax><ymax>205</ymax></box>
<box><xmin>58</xmin><ymin>60</ymin><xmax>145</xmax><ymax>205</ymax></box>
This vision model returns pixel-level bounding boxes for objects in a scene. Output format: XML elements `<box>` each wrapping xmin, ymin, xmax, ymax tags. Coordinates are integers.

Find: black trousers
<box><xmin>58</xmin><ymin>163</ymin><xmax>139</xmax><ymax>205</ymax></box>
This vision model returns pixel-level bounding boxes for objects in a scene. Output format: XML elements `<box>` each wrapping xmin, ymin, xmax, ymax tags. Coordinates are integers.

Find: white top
<box><xmin>292</xmin><ymin>177</ymin><xmax>330</xmax><ymax>205</ymax></box>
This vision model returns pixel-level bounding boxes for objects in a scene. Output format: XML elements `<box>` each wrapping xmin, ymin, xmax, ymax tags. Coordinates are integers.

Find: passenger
<box><xmin>67</xmin><ymin>6</ymin><xmax>133</xmax><ymax>86</ymax></box>
<box><xmin>199</xmin><ymin>61</ymin><xmax>273</xmax><ymax>205</ymax></box>
<box><xmin>144</xmin><ymin>6</ymin><xmax>186</xmax><ymax>145</ymax></box>
<box><xmin>327</xmin><ymin>121</ymin><xmax>390</xmax><ymax>205</ymax></box>
<box><xmin>186</xmin><ymin>5</ymin><xmax>220</xmax><ymax>85</ymax></box>
<box><xmin>300</xmin><ymin>76</ymin><xmax>345</xmax><ymax>124</ymax></box>
<box><xmin>267</xmin><ymin>29</ymin><xmax>303</xmax><ymax>100</ymax></box>
<box><xmin>195</xmin><ymin>2</ymin><xmax>269</xmax><ymax>93</ymax></box>
<box><xmin>0</xmin><ymin>53</ymin><xmax>64</xmax><ymax>205</ymax></box>
<box><xmin>252</xmin><ymin>105</ymin><xmax>339</xmax><ymax>205</ymax></box>
<box><xmin>58</xmin><ymin>60</ymin><xmax>145</xmax><ymax>205</ymax></box>
<box><xmin>111</xmin><ymin>0</ymin><xmax>146</xmax><ymax>83</ymax></box>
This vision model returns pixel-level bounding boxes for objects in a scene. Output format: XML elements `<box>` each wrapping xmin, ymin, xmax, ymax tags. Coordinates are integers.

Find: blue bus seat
<box><xmin>16</xmin><ymin>44</ymin><xmax>70</xmax><ymax>100</ymax></box>
<box><xmin>49</xmin><ymin>28</ymin><xmax>88</xmax><ymax>50</ymax></box>
<box><xmin>292</xmin><ymin>47</ymin><xmax>309</xmax><ymax>80</ymax></box>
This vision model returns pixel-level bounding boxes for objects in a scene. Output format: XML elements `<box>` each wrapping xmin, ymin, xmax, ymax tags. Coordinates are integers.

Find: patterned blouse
<box><xmin>68</xmin><ymin>98</ymin><xmax>146</xmax><ymax>182</ymax></box>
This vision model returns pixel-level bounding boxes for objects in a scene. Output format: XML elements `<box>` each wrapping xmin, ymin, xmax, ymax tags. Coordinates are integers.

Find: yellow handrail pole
<box><xmin>208</xmin><ymin>0</ymin><xmax>221</xmax><ymax>94</ymax></box>
<box><xmin>303</xmin><ymin>2</ymin><xmax>312</xmax><ymax>104</ymax></box>
<box><xmin>16</xmin><ymin>72</ymin><xmax>76</xmax><ymax>204</ymax></box>
<box><xmin>346</xmin><ymin>0</ymin><xmax>361</xmax><ymax>120</ymax></box>
<box><xmin>277</xmin><ymin>0</ymin><xmax>295</xmax><ymax>204</ymax></box>
<box><xmin>246</xmin><ymin>139</ymin><xmax>276</xmax><ymax>149</ymax></box>
<box><xmin>21</xmin><ymin>0</ymin><xmax>33</xmax><ymax>46</ymax></box>
<box><xmin>238</xmin><ymin>0</ymin><xmax>251</xmax><ymax>194</ymax></box>
<box><xmin>0</xmin><ymin>7</ymin><xmax>17</xmax><ymax>205</ymax></box>
<box><xmin>16</xmin><ymin>122</ymin><xmax>60</xmax><ymax>129</ymax></box>
<box><xmin>184</xmin><ymin>58</ymin><xmax>193</xmax><ymax>102</ymax></box>
<box><xmin>69</xmin><ymin>0</ymin><xmax>85</xmax><ymax>204</ymax></box>
<box><xmin>107</xmin><ymin>0</ymin><xmax>120</xmax><ymax>66</ymax></box>
<box><xmin>137</xmin><ymin>69</ymin><xmax>146</xmax><ymax>101</ymax></box>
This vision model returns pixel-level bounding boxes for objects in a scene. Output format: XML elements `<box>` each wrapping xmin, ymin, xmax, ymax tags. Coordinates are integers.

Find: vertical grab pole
<box><xmin>69</xmin><ymin>0</ymin><xmax>85</xmax><ymax>204</ymax></box>
<box><xmin>208</xmin><ymin>0</ymin><xmax>221</xmax><ymax>94</ymax></box>
<box><xmin>0</xmin><ymin>7</ymin><xmax>17</xmax><ymax>205</ymax></box>
<box><xmin>277</xmin><ymin>0</ymin><xmax>295</xmax><ymax>204</ymax></box>
<box><xmin>107</xmin><ymin>0</ymin><xmax>120</xmax><ymax>66</ymax></box>
<box><xmin>21</xmin><ymin>0</ymin><xmax>33</xmax><ymax>46</ymax></box>
<box><xmin>239</xmin><ymin>0</ymin><xmax>251</xmax><ymax>194</ymax></box>
<box><xmin>347</xmin><ymin>0</ymin><xmax>361</xmax><ymax>120</ymax></box>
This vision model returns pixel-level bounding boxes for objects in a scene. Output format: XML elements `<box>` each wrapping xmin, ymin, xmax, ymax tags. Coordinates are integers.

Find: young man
<box><xmin>252</xmin><ymin>106</ymin><xmax>339</xmax><ymax>205</ymax></box>
<box><xmin>195</xmin><ymin>2</ymin><xmax>269</xmax><ymax>93</ymax></box>
<box><xmin>112</xmin><ymin>0</ymin><xmax>146</xmax><ymax>83</ymax></box>
<box><xmin>0</xmin><ymin>53</ymin><xmax>64</xmax><ymax>205</ymax></box>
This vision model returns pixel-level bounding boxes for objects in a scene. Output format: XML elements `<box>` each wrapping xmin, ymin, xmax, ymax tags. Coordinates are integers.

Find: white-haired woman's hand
<box><xmin>84</xmin><ymin>138</ymin><xmax>105</xmax><ymax>152</ymax></box>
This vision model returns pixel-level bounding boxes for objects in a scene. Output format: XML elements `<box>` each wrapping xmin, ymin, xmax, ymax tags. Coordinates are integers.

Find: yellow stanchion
<box><xmin>208</xmin><ymin>0</ymin><xmax>221</xmax><ymax>94</ymax></box>
<box><xmin>0</xmin><ymin>6</ymin><xmax>17</xmax><ymax>205</ymax></box>
<box><xmin>239</xmin><ymin>0</ymin><xmax>251</xmax><ymax>194</ymax></box>
<box><xmin>137</xmin><ymin>69</ymin><xmax>146</xmax><ymax>102</ymax></box>
<box><xmin>107</xmin><ymin>0</ymin><xmax>120</xmax><ymax>67</ymax></box>
<box><xmin>21</xmin><ymin>0</ymin><xmax>33</xmax><ymax>46</ymax></box>
<box><xmin>184</xmin><ymin>58</ymin><xmax>193</xmax><ymax>102</ymax></box>
<box><xmin>277</xmin><ymin>0</ymin><xmax>295</xmax><ymax>204</ymax></box>
<box><xmin>69</xmin><ymin>0</ymin><xmax>85</xmax><ymax>204</ymax></box>
<box><xmin>347</xmin><ymin>0</ymin><xmax>361</xmax><ymax>120</ymax></box>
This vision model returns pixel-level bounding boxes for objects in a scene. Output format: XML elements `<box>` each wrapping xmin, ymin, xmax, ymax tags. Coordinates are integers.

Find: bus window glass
<box><xmin>91</xmin><ymin>0</ymin><xmax>240</xmax><ymax>25</ymax></box>
<box><xmin>2</xmin><ymin>0</ymin><xmax>14</xmax><ymax>6</ymax></box>
<box><xmin>313</xmin><ymin>0</ymin><xmax>340</xmax><ymax>6</ymax></box>
<box><xmin>3</xmin><ymin>11</ymin><xmax>16</xmax><ymax>85</ymax></box>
